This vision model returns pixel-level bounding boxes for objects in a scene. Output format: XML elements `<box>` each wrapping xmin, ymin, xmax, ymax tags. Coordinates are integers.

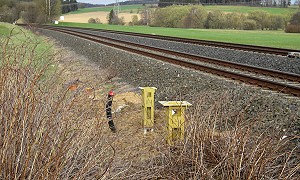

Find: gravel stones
<box><xmin>39</xmin><ymin>29</ymin><xmax>299</xmax><ymax>138</ymax></box>
<box><xmin>80</xmin><ymin>29</ymin><xmax>300</xmax><ymax>75</ymax></box>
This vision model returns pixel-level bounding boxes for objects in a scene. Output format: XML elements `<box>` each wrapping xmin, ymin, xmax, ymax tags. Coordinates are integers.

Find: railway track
<box><xmin>40</xmin><ymin>25</ymin><xmax>300</xmax><ymax>56</ymax></box>
<box><xmin>39</xmin><ymin>26</ymin><xmax>300</xmax><ymax>97</ymax></box>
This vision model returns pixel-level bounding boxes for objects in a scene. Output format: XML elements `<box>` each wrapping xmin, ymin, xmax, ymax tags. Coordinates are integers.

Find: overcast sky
<box><xmin>77</xmin><ymin>0</ymin><xmax>125</xmax><ymax>5</ymax></box>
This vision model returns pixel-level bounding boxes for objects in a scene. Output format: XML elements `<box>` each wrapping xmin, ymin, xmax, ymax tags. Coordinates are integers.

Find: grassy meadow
<box><xmin>56</xmin><ymin>22</ymin><xmax>300</xmax><ymax>50</ymax></box>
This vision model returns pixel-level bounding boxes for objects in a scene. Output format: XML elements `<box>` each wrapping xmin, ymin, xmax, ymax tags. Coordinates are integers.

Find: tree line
<box><xmin>0</xmin><ymin>0</ymin><xmax>78</xmax><ymax>23</ymax></box>
<box><xmin>126</xmin><ymin>5</ymin><xmax>299</xmax><ymax>32</ymax></box>
<box><xmin>158</xmin><ymin>0</ymin><xmax>292</xmax><ymax>8</ymax></box>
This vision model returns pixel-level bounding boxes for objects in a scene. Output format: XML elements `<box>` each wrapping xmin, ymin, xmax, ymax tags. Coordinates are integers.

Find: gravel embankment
<box><xmin>76</xmin><ymin>28</ymin><xmax>300</xmax><ymax>75</ymax></box>
<box><xmin>39</xmin><ymin>29</ymin><xmax>300</xmax><ymax>138</ymax></box>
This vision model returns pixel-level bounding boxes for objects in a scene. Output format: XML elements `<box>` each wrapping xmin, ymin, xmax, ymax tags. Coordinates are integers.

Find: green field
<box><xmin>204</xmin><ymin>5</ymin><xmax>299</xmax><ymax>15</ymax></box>
<box><xmin>56</xmin><ymin>22</ymin><xmax>300</xmax><ymax>50</ymax></box>
<box><xmin>66</xmin><ymin>5</ymin><xmax>144</xmax><ymax>14</ymax></box>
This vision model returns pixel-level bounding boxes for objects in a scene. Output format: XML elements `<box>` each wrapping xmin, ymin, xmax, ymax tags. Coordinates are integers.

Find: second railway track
<box><xmin>39</xmin><ymin>26</ymin><xmax>300</xmax><ymax>97</ymax></box>
<box><xmin>40</xmin><ymin>25</ymin><xmax>300</xmax><ymax>56</ymax></box>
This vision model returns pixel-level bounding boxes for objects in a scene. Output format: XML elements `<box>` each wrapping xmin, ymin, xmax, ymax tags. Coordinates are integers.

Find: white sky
<box><xmin>77</xmin><ymin>0</ymin><xmax>125</xmax><ymax>5</ymax></box>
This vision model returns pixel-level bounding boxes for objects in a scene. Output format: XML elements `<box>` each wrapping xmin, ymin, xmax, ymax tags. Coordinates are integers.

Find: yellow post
<box><xmin>159</xmin><ymin>101</ymin><xmax>192</xmax><ymax>145</ymax></box>
<box><xmin>139</xmin><ymin>87</ymin><xmax>157</xmax><ymax>133</ymax></box>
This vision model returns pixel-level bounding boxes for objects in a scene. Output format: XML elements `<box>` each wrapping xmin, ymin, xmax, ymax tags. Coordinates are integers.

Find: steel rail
<box><xmin>41</xmin><ymin>26</ymin><xmax>300</xmax><ymax>97</ymax></box>
<box><xmin>44</xmin><ymin>26</ymin><xmax>300</xmax><ymax>83</ymax></box>
<box><xmin>41</xmin><ymin>25</ymin><xmax>300</xmax><ymax>56</ymax></box>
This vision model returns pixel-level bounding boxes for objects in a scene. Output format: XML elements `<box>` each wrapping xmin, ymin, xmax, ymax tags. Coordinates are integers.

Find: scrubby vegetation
<box><xmin>148</xmin><ymin>5</ymin><xmax>295</xmax><ymax>31</ymax></box>
<box><xmin>0</xmin><ymin>0</ymin><xmax>78</xmax><ymax>23</ymax></box>
<box><xmin>285</xmin><ymin>11</ymin><xmax>300</xmax><ymax>33</ymax></box>
<box><xmin>0</xmin><ymin>24</ymin><xmax>113</xmax><ymax>179</ymax></box>
<box><xmin>88</xmin><ymin>17</ymin><xmax>102</xmax><ymax>24</ymax></box>
<box><xmin>107</xmin><ymin>9</ymin><xmax>125</xmax><ymax>25</ymax></box>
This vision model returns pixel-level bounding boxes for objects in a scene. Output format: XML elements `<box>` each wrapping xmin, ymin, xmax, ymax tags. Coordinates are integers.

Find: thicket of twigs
<box><xmin>0</xmin><ymin>29</ymin><xmax>115</xmax><ymax>179</ymax></box>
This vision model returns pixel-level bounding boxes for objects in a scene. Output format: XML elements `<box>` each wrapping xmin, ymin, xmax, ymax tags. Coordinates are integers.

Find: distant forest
<box><xmin>0</xmin><ymin>0</ymin><xmax>78</xmax><ymax>23</ymax></box>
<box><xmin>157</xmin><ymin>0</ymin><xmax>291</xmax><ymax>7</ymax></box>
<box><xmin>117</xmin><ymin>0</ymin><xmax>292</xmax><ymax>7</ymax></box>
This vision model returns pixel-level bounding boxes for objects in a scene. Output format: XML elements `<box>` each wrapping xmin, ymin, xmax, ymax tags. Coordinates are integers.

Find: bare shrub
<box><xmin>0</xmin><ymin>5</ymin><xmax>19</xmax><ymax>23</ymax></box>
<box><xmin>285</xmin><ymin>24</ymin><xmax>300</xmax><ymax>33</ymax></box>
<box><xmin>182</xmin><ymin>6</ymin><xmax>207</xmax><ymax>29</ymax></box>
<box><xmin>95</xmin><ymin>17</ymin><xmax>101</xmax><ymax>24</ymax></box>
<box><xmin>285</xmin><ymin>12</ymin><xmax>300</xmax><ymax>33</ymax></box>
<box><xmin>19</xmin><ymin>2</ymin><xmax>38</xmax><ymax>23</ymax></box>
<box><xmin>88</xmin><ymin>17</ymin><xmax>96</xmax><ymax>23</ymax></box>
<box><xmin>88</xmin><ymin>18</ymin><xmax>102</xmax><ymax>24</ymax></box>
<box><xmin>131</xmin><ymin>15</ymin><xmax>139</xmax><ymax>25</ymax></box>
<box><xmin>0</xmin><ymin>29</ymin><xmax>114</xmax><ymax>179</ymax></box>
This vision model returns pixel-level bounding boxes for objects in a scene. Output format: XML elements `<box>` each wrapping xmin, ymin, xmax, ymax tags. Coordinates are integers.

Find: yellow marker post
<box><xmin>159</xmin><ymin>101</ymin><xmax>192</xmax><ymax>145</ymax></box>
<box><xmin>139</xmin><ymin>87</ymin><xmax>157</xmax><ymax>133</ymax></box>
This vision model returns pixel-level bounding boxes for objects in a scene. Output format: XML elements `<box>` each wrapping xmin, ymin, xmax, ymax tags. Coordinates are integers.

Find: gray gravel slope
<box><xmin>75</xmin><ymin>28</ymin><xmax>300</xmax><ymax>75</ymax></box>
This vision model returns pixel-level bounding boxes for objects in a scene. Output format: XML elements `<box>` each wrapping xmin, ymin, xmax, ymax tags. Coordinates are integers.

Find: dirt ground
<box><xmin>63</xmin><ymin>12</ymin><xmax>141</xmax><ymax>24</ymax></box>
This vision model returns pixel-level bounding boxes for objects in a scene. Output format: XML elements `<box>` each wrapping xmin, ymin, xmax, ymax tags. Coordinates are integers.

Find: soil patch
<box><xmin>63</xmin><ymin>12</ymin><xmax>140</xmax><ymax>24</ymax></box>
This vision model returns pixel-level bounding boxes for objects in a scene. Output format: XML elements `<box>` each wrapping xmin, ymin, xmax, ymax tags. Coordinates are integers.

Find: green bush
<box><xmin>225</xmin><ymin>13</ymin><xmax>245</xmax><ymax>30</ymax></box>
<box><xmin>248</xmin><ymin>10</ymin><xmax>271</xmax><ymax>30</ymax></box>
<box><xmin>269</xmin><ymin>14</ymin><xmax>285</xmax><ymax>30</ymax></box>
<box><xmin>205</xmin><ymin>10</ymin><xmax>226</xmax><ymax>29</ymax></box>
<box><xmin>151</xmin><ymin>5</ymin><xmax>190</xmax><ymax>28</ymax></box>
<box><xmin>243</xmin><ymin>19</ymin><xmax>257</xmax><ymax>30</ymax></box>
